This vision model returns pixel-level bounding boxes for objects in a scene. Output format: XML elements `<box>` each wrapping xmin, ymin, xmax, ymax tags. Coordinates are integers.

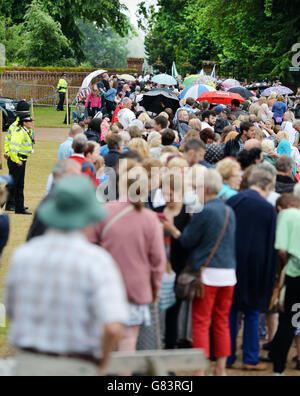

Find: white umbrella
<box><xmin>118</xmin><ymin>74</ymin><xmax>136</xmax><ymax>82</ymax></box>
<box><xmin>80</xmin><ymin>70</ymin><xmax>107</xmax><ymax>90</ymax></box>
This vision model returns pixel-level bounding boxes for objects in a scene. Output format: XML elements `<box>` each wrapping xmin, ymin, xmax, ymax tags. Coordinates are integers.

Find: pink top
<box><xmin>85</xmin><ymin>93</ymin><xmax>102</xmax><ymax>109</ymax></box>
<box><xmin>88</xmin><ymin>201</ymin><xmax>166</xmax><ymax>305</ymax></box>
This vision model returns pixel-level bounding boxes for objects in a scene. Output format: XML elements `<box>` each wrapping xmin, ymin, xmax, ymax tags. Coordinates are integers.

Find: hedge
<box><xmin>0</xmin><ymin>66</ymin><xmax>138</xmax><ymax>74</ymax></box>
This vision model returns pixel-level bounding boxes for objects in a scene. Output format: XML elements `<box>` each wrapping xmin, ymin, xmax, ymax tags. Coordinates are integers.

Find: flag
<box><xmin>76</xmin><ymin>87</ymin><xmax>91</xmax><ymax>103</ymax></box>
<box><xmin>211</xmin><ymin>65</ymin><xmax>216</xmax><ymax>79</ymax></box>
<box><xmin>172</xmin><ymin>61</ymin><xmax>179</xmax><ymax>79</ymax></box>
<box><xmin>199</xmin><ymin>69</ymin><xmax>206</xmax><ymax>76</ymax></box>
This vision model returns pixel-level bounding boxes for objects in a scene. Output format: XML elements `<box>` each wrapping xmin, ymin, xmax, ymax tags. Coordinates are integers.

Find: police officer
<box><xmin>57</xmin><ymin>73</ymin><xmax>68</xmax><ymax>111</ymax></box>
<box><xmin>6</xmin><ymin>115</ymin><xmax>34</xmax><ymax>215</ymax></box>
<box><xmin>4</xmin><ymin>100</ymin><xmax>34</xmax><ymax>212</ymax></box>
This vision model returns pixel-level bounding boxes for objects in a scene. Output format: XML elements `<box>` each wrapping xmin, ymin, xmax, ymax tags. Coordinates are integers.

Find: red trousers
<box><xmin>192</xmin><ymin>285</ymin><xmax>234</xmax><ymax>358</ymax></box>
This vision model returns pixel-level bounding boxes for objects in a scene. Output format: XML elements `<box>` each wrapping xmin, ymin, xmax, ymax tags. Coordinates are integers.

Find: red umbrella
<box><xmin>197</xmin><ymin>91</ymin><xmax>245</xmax><ymax>105</ymax></box>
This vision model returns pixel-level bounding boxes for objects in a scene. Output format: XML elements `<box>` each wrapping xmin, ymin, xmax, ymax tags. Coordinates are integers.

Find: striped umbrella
<box><xmin>179</xmin><ymin>84</ymin><xmax>216</xmax><ymax>100</ymax></box>
<box><xmin>182</xmin><ymin>75</ymin><xmax>201</xmax><ymax>87</ymax></box>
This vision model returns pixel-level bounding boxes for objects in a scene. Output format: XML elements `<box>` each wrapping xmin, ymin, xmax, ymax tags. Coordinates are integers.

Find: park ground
<box><xmin>0</xmin><ymin>107</ymin><xmax>299</xmax><ymax>376</ymax></box>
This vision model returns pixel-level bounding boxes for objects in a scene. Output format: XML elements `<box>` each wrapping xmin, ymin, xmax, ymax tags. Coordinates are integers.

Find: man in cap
<box><xmin>57</xmin><ymin>73</ymin><xmax>68</xmax><ymax>111</ymax></box>
<box><xmin>4</xmin><ymin>100</ymin><xmax>34</xmax><ymax>212</ymax></box>
<box><xmin>6</xmin><ymin>114</ymin><xmax>34</xmax><ymax>215</ymax></box>
<box><xmin>5</xmin><ymin>175</ymin><xmax>128</xmax><ymax>376</ymax></box>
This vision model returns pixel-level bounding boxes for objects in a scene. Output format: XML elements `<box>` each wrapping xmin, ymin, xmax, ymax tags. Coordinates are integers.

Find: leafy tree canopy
<box><xmin>0</xmin><ymin>0</ymin><xmax>132</xmax><ymax>58</ymax></box>
<box><xmin>77</xmin><ymin>20</ymin><xmax>130</xmax><ymax>69</ymax></box>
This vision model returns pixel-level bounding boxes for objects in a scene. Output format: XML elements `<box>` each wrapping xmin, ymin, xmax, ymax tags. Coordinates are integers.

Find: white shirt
<box><xmin>202</xmin><ymin>268</ymin><xmax>237</xmax><ymax>287</ymax></box>
<box><xmin>201</xmin><ymin>121</ymin><xmax>214</xmax><ymax>131</ymax></box>
<box><xmin>118</xmin><ymin>108</ymin><xmax>136</xmax><ymax>130</ymax></box>
<box><xmin>5</xmin><ymin>231</ymin><xmax>129</xmax><ymax>358</ymax></box>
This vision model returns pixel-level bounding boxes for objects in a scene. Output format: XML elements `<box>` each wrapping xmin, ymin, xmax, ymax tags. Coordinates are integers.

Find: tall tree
<box><xmin>0</xmin><ymin>0</ymin><xmax>132</xmax><ymax>59</ymax></box>
<box><xmin>18</xmin><ymin>0</ymin><xmax>75</xmax><ymax>67</ymax></box>
<box><xmin>137</xmin><ymin>0</ymin><xmax>218</xmax><ymax>74</ymax></box>
<box><xmin>77</xmin><ymin>20</ymin><xmax>129</xmax><ymax>69</ymax></box>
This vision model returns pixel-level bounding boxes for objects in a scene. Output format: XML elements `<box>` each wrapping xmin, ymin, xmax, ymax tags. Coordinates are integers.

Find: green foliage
<box><xmin>0</xmin><ymin>0</ymin><xmax>132</xmax><ymax>59</ymax></box>
<box><xmin>17</xmin><ymin>0</ymin><xmax>75</xmax><ymax>67</ymax></box>
<box><xmin>0</xmin><ymin>67</ymin><xmax>138</xmax><ymax>74</ymax></box>
<box><xmin>137</xmin><ymin>0</ymin><xmax>218</xmax><ymax>75</ymax></box>
<box><xmin>77</xmin><ymin>20</ymin><xmax>129</xmax><ymax>69</ymax></box>
<box><xmin>139</xmin><ymin>0</ymin><xmax>300</xmax><ymax>85</ymax></box>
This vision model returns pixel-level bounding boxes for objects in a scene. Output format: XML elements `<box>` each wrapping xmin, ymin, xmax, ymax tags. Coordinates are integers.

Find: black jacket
<box><xmin>275</xmin><ymin>174</ymin><xmax>296</xmax><ymax>194</ymax></box>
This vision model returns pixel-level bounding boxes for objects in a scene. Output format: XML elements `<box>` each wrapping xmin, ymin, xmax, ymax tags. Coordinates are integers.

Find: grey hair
<box><xmin>122</xmin><ymin>97</ymin><xmax>132</xmax><ymax>107</ymax></box>
<box><xmin>276</xmin><ymin>155</ymin><xmax>294</xmax><ymax>173</ymax></box>
<box><xmin>248</xmin><ymin>168</ymin><xmax>276</xmax><ymax>190</ymax></box>
<box><xmin>177</xmin><ymin>109</ymin><xmax>188</xmax><ymax>119</ymax></box>
<box><xmin>256</xmin><ymin>162</ymin><xmax>277</xmax><ymax>178</ymax></box>
<box><xmin>72</xmin><ymin>133</ymin><xmax>88</xmax><ymax>154</ymax></box>
<box><xmin>261</xmin><ymin>139</ymin><xmax>275</xmax><ymax>154</ymax></box>
<box><xmin>293</xmin><ymin>120</ymin><xmax>300</xmax><ymax>129</ymax></box>
<box><xmin>52</xmin><ymin>159</ymin><xmax>80</xmax><ymax>178</ymax></box>
<box><xmin>119</xmin><ymin>131</ymin><xmax>131</xmax><ymax>144</ymax></box>
<box><xmin>294</xmin><ymin>183</ymin><xmax>300</xmax><ymax>199</ymax></box>
<box><xmin>204</xmin><ymin>169</ymin><xmax>223</xmax><ymax>195</ymax></box>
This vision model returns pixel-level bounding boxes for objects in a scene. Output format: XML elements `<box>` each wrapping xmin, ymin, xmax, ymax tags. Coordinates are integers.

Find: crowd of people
<box><xmin>2</xmin><ymin>74</ymin><xmax>300</xmax><ymax>377</ymax></box>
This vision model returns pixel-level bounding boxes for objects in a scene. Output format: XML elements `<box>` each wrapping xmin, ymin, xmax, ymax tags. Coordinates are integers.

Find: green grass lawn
<box><xmin>0</xmin><ymin>139</ymin><xmax>59</xmax><ymax>357</ymax></box>
<box><xmin>33</xmin><ymin>106</ymin><xmax>76</xmax><ymax>128</ymax></box>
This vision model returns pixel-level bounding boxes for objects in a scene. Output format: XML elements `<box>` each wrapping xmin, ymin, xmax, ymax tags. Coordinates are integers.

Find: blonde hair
<box><xmin>188</xmin><ymin>119</ymin><xmax>202</xmax><ymax>131</ymax></box>
<box><xmin>128</xmin><ymin>138</ymin><xmax>151</xmax><ymax>159</ymax></box>
<box><xmin>95</xmin><ymin>156</ymin><xmax>105</xmax><ymax>172</ymax></box>
<box><xmin>261</xmin><ymin>139</ymin><xmax>275</xmax><ymax>154</ymax></box>
<box><xmin>150</xmin><ymin>137</ymin><xmax>162</xmax><ymax>148</ymax></box>
<box><xmin>167</xmin><ymin>156</ymin><xmax>188</xmax><ymax>170</ymax></box>
<box><xmin>119</xmin><ymin>159</ymin><xmax>147</xmax><ymax>211</ymax></box>
<box><xmin>216</xmin><ymin>158</ymin><xmax>241</xmax><ymax>181</ymax></box>
<box><xmin>161</xmin><ymin>146</ymin><xmax>179</xmax><ymax>155</ymax></box>
<box><xmin>138</xmin><ymin>112</ymin><xmax>151</xmax><ymax>124</ymax></box>
<box><xmin>277</xmin><ymin>131</ymin><xmax>289</xmax><ymax>143</ymax></box>
<box><xmin>268</xmin><ymin>92</ymin><xmax>277</xmax><ymax>100</ymax></box>
<box><xmin>285</xmin><ymin>111</ymin><xmax>295</xmax><ymax>122</ymax></box>
<box><xmin>254</xmin><ymin>128</ymin><xmax>264</xmax><ymax>142</ymax></box>
<box><xmin>185</xmin><ymin>129</ymin><xmax>200</xmax><ymax>142</ymax></box>
<box><xmin>159</xmin><ymin>112</ymin><xmax>169</xmax><ymax>120</ymax></box>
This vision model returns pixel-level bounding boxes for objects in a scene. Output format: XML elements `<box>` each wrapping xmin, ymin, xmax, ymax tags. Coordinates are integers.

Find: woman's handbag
<box><xmin>175</xmin><ymin>207</ymin><xmax>230</xmax><ymax>301</ymax></box>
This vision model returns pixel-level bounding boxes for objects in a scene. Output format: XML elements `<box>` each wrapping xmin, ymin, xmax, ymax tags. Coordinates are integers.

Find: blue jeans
<box><xmin>227</xmin><ymin>305</ymin><xmax>260</xmax><ymax>365</ymax></box>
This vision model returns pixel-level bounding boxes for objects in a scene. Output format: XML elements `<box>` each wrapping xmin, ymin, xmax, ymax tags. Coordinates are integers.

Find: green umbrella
<box><xmin>183</xmin><ymin>75</ymin><xmax>201</xmax><ymax>87</ymax></box>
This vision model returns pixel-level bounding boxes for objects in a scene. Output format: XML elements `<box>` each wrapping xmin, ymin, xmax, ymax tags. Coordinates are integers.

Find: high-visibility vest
<box><xmin>57</xmin><ymin>79</ymin><xmax>68</xmax><ymax>93</ymax></box>
<box><xmin>4</xmin><ymin>118</ymin><xmax>34</xmax><ymax>155</ymax></box>
<box><xmin>8</xmin><ymin>126</ymin><xmax>33</xmax><ymax>163</ymax></box>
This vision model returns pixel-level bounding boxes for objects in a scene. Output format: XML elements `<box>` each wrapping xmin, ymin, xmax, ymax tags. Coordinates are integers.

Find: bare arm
<box><xmin>99</xmin><ymin>322</ymin><xmax>123</xmax><ymax>376</ymax></box>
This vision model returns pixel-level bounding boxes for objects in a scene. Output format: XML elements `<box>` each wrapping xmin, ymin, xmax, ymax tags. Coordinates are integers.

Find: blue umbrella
<box><xmin>152</xmin><ymin>74</ymin><xmax>177</xmax><ymax>86</ymax></box>
<box><xmin>179</xmin><ymin>84</ymin><xmax>216</xmax><ymax>100</ymax></box>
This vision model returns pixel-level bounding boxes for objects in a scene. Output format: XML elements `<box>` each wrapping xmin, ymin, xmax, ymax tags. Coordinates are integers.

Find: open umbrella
<box><xmin>222</xmin><ymin>79</ymin><xmax>241</xmax><ymax>89</ymax></box>
<box><xmin>247</xmin><ymin>82</ymin><xmax>270</xmax><ymax>91</ymax></box>
<box><xmin>118</xmin><ymin>74</ymin><xmax>136</xmax><ymax>82</ymax></box>
<box><xmin>139</xmin><ymin>88</ymin><xmax>180</xmax><ymax>114</ymax></box>
<box><xmin>228</xmin><ymin>87</ymin><xmax>254</xmax><ymax>100</ymax></box>
<box><xmin>183</xmin><ymin>75</ymin><xmax>201</xmax><ymax>87</ymax></box>
<box><xmin>197</xmin><ymin>91</ymin><xmax>245</xmax><ymax>105</ymax></box>
<box><xmin>179</xmin><ymin>84</ymin><xmax>216</xmax><ymax>100</ymax></box>
<box><xmin>262</xmin><ymin>86</ymin><xmax>294</xmax><ymax>97</ymax></box>
<box><xmin>80</xmin><ymin>70</ymin><xmax>107</xmax><ymax>90</ymax></box>
<box><xmin>192</xmin><ymin>76</ymin><xmax>216</xmax><ymax>87</ymax></box>
<box><xmin>152</xmin><ymin>74</ymin><xmax>177</xmax><ymax>86</ymax></box>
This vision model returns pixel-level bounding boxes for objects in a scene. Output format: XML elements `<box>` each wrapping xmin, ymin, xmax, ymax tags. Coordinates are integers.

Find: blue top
<box><xmin>0</xmin><ymin>214</ymin><xmax>9</xmax><ymax>258</ymax></box>
<box><xmin>58</xmin><ymin>137</ymin><xmax>73</xmax><ymax>160</ymax></box>
<box><xmin>180</xmin><ymin>199</ymin><xmax>236</xmax><ymax>271</ymax></box>
<box><xmin>104</xmin><ymin>88</ymin><xmax>117</xmax><ymax>102</ymax></box>
<box><xmin>218</xmin><ymin>184</ymin><xmax>238</xmax><ymax>201</ymax></box>
<box><xmin>272</xmin><ymin>102</ymin><xmax>287</xmax><ymax>119</ymax></box>
<box><xmin>199</xmin><ymin>160</ymin><xmax>215</xmax><ymax>169</ymax></box>
<box><xmin>100</xmin><ymin>145</ymin><xmax>109</xmax><ymax>157</ymax></box>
